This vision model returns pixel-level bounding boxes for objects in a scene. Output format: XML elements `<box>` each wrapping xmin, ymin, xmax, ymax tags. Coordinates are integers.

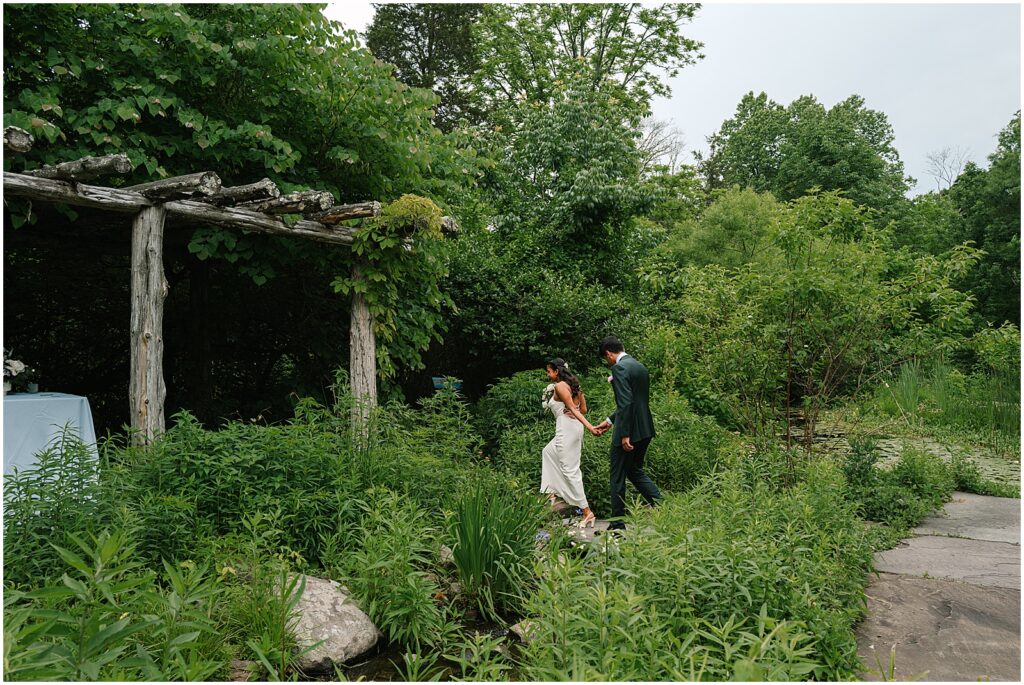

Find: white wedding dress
<box><xmin>540</xmin><ymin>394</ymin><xmax>589</xmax><ymax>509</ymax></box>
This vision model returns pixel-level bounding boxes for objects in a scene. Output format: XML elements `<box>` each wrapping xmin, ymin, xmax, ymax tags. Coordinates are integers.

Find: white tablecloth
<box><xmin>3</xmin><ymin>392</ymin><xmax>98</xmax><ymax>475</ymax></box>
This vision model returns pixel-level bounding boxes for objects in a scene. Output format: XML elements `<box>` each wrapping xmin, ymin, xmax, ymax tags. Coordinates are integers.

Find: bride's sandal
<box><xmin>577</xmin><ymin>512</ymin><xmax>596</xmax><ymax>529</ymax></box>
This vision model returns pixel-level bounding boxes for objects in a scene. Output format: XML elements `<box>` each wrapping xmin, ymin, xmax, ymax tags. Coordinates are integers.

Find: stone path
<box><xmin>856</xmin><ymin>492</ymin><xmax>1021</xmax><ymax>681</ymax></box>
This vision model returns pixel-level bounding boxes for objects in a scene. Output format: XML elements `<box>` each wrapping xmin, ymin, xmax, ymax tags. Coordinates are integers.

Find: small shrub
<box><xmin>3</xmin><ymin>429</ymin><xmax>111</xmax><ymax>588</ymax></box>
<box><xmin>337</xmin><ymin>489</ymin><xmax>446</xmax><ymax>650</ymax></box>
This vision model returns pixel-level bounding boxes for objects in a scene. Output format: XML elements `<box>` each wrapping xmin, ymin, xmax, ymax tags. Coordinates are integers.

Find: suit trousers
<box><xmin>608</xmin><ymin>436</ymin><xmax>662</xmax><ymax>529</ymax></box>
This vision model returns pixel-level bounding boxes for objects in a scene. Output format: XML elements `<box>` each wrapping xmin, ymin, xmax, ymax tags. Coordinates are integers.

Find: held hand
<box><xmin>588</xmin><ymin>425</ymin><xmax>601</xmax><ymax>436</ymax></box>
<box><xmin>621</xmin><ymin>436</ymin><xmax>634</xmax><ymax>452</ymax></box>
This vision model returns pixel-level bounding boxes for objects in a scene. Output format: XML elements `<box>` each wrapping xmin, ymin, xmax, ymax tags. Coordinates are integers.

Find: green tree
<box><xmin>641</xmin><ymin>192</ymin><xmax>980</xmax><ymax>450</ymax></box>
<box><xmin>474</xmin><ymin>3</ymin><xmax>703</xmax><ymax>115</ymax></box>
<box><xmin>365</xmin><ymin>3</ymin><xmax>485</xmax><ymax>132</ymax></box>
<box><xmin>947</xmin><ymin>111</ymin><xmax>1020</xmax><ymax>326</ymax></box>
<box><xmin>699</xmin><ymin>92</ymin><xmax>912</xmax><ymax>211</ymax></box>
<box><xmin>653</xmin><ymin>186</ymin><xmax>784</xmax><ymax>269</ymax></box>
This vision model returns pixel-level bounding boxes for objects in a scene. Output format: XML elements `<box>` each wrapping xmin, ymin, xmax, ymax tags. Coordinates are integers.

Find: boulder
<box><xmin>290</xmin><ymin>574</ymin><xmax>379</xmax><ymax>673</ymax></box>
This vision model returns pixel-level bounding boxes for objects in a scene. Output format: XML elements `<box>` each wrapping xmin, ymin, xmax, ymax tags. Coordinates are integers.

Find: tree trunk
<box><xmin>349</xmin><ymin>264</ymin><xmax>377</xmax><ymax>440</ymax></box>
<box><xmin>130</xmin><ymin>205</ymin><xmax>168</xmax><ymax>445</ymax></box>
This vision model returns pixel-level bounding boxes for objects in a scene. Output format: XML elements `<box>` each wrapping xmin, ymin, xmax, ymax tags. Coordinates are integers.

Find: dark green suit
<box><xmin>608</xmin><ymin>354</ymin><xmax>661</xmax><ymax>529</ymax></box>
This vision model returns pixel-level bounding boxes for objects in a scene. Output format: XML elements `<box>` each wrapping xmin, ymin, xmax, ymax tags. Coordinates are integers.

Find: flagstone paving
<box><xmin>856</xmin><ymin>491</ymin><xmax>1021</xmax><ymax>681</ymax></box>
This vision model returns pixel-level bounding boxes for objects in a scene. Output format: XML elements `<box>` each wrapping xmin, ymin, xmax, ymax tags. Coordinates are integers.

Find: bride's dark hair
<box><xmin>546</xmin><ymin>358</ymin><xmax>582</xmax><ymax>398</ymax></box>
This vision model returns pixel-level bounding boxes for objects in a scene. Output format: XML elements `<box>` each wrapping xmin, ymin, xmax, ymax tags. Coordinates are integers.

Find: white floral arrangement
<box><xmin>4</xmin><ymin>350</ymin><xmax>35</xmax><ymax>392</ymax></box>
<box><xmin>541</xmin><ymin>383</ymin><xmax>555</xmax><ymax>406</ymax></box>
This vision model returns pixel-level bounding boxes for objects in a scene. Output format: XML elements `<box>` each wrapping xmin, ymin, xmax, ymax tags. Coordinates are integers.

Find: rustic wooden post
<box><xmin>349</xmin><ymin>263</ymin><xmax>377</xmax><ymax>438</ymax></box>
<box><xmin>129</xmin><ymin>205</ymin><xmax>169</xmax><ymax>445</ymax></box>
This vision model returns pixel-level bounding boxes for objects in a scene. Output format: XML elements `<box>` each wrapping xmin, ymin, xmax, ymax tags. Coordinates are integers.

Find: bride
<box><xmin>541</xmin><ymin>358</ymin><xmax>599</xmax><ymax>528</ymax></box>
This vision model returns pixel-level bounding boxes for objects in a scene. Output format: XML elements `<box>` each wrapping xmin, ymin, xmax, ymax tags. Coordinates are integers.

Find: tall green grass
<box><xmin>449</xmin><ymin>481</ymin><xmax>546</xmax><ymax>622</ymax></box>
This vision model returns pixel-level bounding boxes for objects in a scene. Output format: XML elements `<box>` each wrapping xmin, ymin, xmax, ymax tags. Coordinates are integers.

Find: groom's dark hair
<box><xmin>599</xmin><ymin>336</ymin><xmax>625</xmax><ymax>357</ymax></box>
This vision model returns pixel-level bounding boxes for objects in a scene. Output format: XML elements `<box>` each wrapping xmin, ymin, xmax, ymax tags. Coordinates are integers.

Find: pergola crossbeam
<box><xmin>24</xmin><ymin>154</ymin><xmax>133</xmax><ymax>182</ymax></box>
<box><xmin>200</xmin><ymin>178</ymin><xmax>280</xmax><ymax>206</ymax></box>
<box><xmin>311</xmin><ymin>201</ymin><xmax>381</xmax><ymax>225</ymax></box>
<box><xmin>238</xmin><ymin>189</ymin><xmax>334</xmax><ymax>216</ymax></box>
<box><xmin>125</xmin><ymin>171</ymin><xmax>222</xmax><ymax>200</ymax></box>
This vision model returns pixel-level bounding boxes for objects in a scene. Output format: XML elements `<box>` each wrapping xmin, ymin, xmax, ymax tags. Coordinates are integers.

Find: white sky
<box><xmin>324</xmin><ymin>2</ymin><xmax>1021</xmax><ymax>196</ymax></box>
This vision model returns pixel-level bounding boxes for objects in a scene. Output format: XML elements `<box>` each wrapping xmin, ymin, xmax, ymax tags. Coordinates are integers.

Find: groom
<box><xmin>594</xmin><ymin>336</ymin><xmax>662</xmax><ymax>530</ymax></box>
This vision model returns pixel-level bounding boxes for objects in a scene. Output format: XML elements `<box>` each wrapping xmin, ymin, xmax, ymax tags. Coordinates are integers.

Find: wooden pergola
<box><xmin>3</xmin><ymin>125</ymin><xmax>410</xmax><ymax>443</ymax></box>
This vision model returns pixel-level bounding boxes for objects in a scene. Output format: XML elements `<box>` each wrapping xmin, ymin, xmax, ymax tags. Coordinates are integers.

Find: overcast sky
<box><xmin>323</xmin><ymin>2</ymin><xmax>1021</xmax><ymax>196</ymax></box>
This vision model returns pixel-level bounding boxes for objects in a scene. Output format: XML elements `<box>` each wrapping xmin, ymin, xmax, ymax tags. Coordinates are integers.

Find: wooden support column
<box><xmin>130</xmin><ymin>205</ymin><xmax>169</xmax><ymax>445</ymax></box>
<box><xmin>349</xmin><ymin>263</ymin><xmax>377</xmax><ymax>437</ymax></box>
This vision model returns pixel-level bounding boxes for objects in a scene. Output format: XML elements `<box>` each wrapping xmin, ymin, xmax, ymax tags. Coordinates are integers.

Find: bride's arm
<box><xmin>555</xmin><ymin>382</ymin><xmax>597</xmax><ymax>434</ymax></box>
<box><xmin>579</xmin><ymin>391</ymin><xmax>588</xmax><ymax>415</ymax></box>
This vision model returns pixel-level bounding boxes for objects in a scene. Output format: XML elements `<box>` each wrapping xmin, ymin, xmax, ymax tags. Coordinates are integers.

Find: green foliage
<box><xmin>4</xmin><ymin>429</ymin><xmax>112</xmax><ymax>589</ymax></box>
<box><xmin>653</xmin><ymin>185</ymin><xmax>784</xmax><ymax>269</ymax></box>
<box><xmin>4</xmin><ymin>529</ymin><xmax>222</xmax><ymax>681</ymax></box>
<box><xmin>516</xmin><ymin>466</ymin><xmax>873</xmax><ymax>680</ymax></box>
<box><xmin>448</xmin><ymin>480</ymin><xmax>546</xmax><ymax>623</ymax></box>
<box><xmin>948</xmin><ymin>453</ymin><xmax>1021</xmax><ymax>498</ymax></box>
<box><xmin>104</xmin><ymin>410</ymin><xmax>355</xmax><ymax>567</ymax></box>
<box><xmin>474</xmin><ymin>3</ymin><xmax>703</xmax><ymax>115</ymax></box>
<box><xmin>366</xmin><ymin>3</ymin><xmax>486</xmax><ymax>131</ymax></box>
<box><xmin>641</xmin><ymin>191</ymin><xmax>981</xmax><ymax>442</ymax></box>
<box><xmin>335</xmin><ymin>489</ymin><xmax>447</xmax><ymax>650</ymax></box>
<box><xmin>699</xmin><ymin>92</ymin><xmax>912</xmax><ymax>212</ymax></box>
<box><xmin>842</xmin><ymin>440</ymin><xmax>953</xmax><ymax>531</ymax></box>
<box><xmin>333</xmin><ymin>194</ymin><xmax>451</xmax><ymax>378</ymax></box>
<box><xmin>946</xmin><ymin>111</ymin><xmax>1021</xmax><ymax>326</ymax></box>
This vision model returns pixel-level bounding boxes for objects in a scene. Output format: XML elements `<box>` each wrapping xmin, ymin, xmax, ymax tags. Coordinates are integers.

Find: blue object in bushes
<box><xmin>431</xmin><ymin>376</ymin><xmax>463</xmax><ymax>391</ymax></box>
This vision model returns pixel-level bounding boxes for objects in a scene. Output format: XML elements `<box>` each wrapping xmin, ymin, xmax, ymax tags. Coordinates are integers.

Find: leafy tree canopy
<box><xmin>698</xmin><ymin>92</ymin><xmax>913</xmax><ymax>211</ymax></box>
<box><xmin>473</xmin><ymin>3</ymin><xmax>703</xmax><ymax>117</ymax></box>
<box><xmin>365</xmin><ymin>3</ymin><xmax>486</xmax><ymax>132</ymax></box>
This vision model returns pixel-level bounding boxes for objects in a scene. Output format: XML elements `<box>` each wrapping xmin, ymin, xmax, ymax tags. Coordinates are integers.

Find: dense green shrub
<box><xmin>842</xmin><ymin>440</ymin><xmax>955</xmax><ymax>530</ymax></box>
<box><xmin>515</xmin><ymin>465</ymin><xmax>873</xmax><ymax>680</ymax></box>
<box><xmin>332</xmin><ymin>489</ymin><xmax>448</xmax><ymax>650</ymax></box>
<box><xmin>4</xmin><ymin>529</ymin><xmax>225</xmax><ymax>681</ymax></box>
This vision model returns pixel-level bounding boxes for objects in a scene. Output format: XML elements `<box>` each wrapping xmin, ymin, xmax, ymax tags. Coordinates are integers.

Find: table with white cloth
<box><xmin>3</xmin><ymin>392</ymin><xmax>98</xmax><ymax>475</ymax></box>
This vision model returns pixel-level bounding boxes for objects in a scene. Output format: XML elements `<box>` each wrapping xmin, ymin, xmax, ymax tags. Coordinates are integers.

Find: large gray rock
<box><xmin>290</xmin><ymin>575</ymin><xmax>379</xmax><ymax>673</ymax></box>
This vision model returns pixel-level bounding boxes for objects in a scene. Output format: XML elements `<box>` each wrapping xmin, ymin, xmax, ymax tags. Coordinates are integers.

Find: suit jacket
<box><xmin>609</xmin><ymin>354</ymin><xmax>656</xmax><ymax>443</ymax></box>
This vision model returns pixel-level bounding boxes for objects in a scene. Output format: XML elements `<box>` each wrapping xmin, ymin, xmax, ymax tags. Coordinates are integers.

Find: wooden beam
<box><xmin>24</xmin><ymin>154</ymin><xmax>133</xmax><ymax>182</ymax></box>
<box><xmin>4</xmin><ymin>126</ymin><xmax>33</xmax><ymax>154</ymax></box>
<box><xmin>163</xmin><ymin>200</ymin><xmax>355</xmax><ymax>245</ymax></box>
<box><xmin>125</xmin><ymin>171</ymin><xmax>222</xmax><ymax>200</ymax></box>
<box><xmin>4</xmin><ymin>171</ymin><xmax>152</xmax><ymax>212</ymax></box>
<box><xmin>311</xmin><ymin>201</ymin><xmax>381</xmax><ymax>225</ymax></box>
<box><xmin>129</xmin><ymin>205</ymin><xmax>168</xmax><ymax>445</ymax></box>
<box><xmin>3</xmin><ymin>173</ymin><xmax>355</xmax><ymax>245</ymax></box>
<box><xmin>200</xmin><ymin>178</ymin><xmax>280</xmax><ymax>206</ymax></box>
<box><xmin>349</xmin><ymin>263</ymin><xmax>377</xmax><ymax>439</ymax></box>
<box><xmin>238</xmin><ymin>189</ymin><xmax>334</xmax><ymax>216</ymax></box>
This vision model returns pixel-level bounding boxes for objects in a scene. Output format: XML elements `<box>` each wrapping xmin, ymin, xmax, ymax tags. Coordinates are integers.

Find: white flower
<box><xmin>5</xmin><ymin>359</ymin><xmax>25</xmax><ymax>376</ymax></box>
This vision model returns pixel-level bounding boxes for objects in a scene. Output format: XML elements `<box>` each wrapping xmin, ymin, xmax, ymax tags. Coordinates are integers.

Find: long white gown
<box><xmin>540</xmin><ymin>396</ymin><xmax>589</xmax><ymax>509</ymax></box>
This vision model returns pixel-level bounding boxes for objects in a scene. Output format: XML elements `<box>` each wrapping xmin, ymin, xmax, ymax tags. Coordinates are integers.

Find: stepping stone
<box><xmin>873</xmin><ymin>535</ymin><xmax>1020</xmax><ymax>590</ymax></box>
<box><xmin>856</xmin><ymin>572</ymin><xmax>1021</xmax><ymax>681</ymax></box>
<box><xmin>914</xmin><ymin>492</ymin><xmax>1021</xmax><ymax>545</ymax></box>
<box><xmin>563</xmin><ymin>518</ymin><xmax>610</xmax><ymax>542</ymax></box>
